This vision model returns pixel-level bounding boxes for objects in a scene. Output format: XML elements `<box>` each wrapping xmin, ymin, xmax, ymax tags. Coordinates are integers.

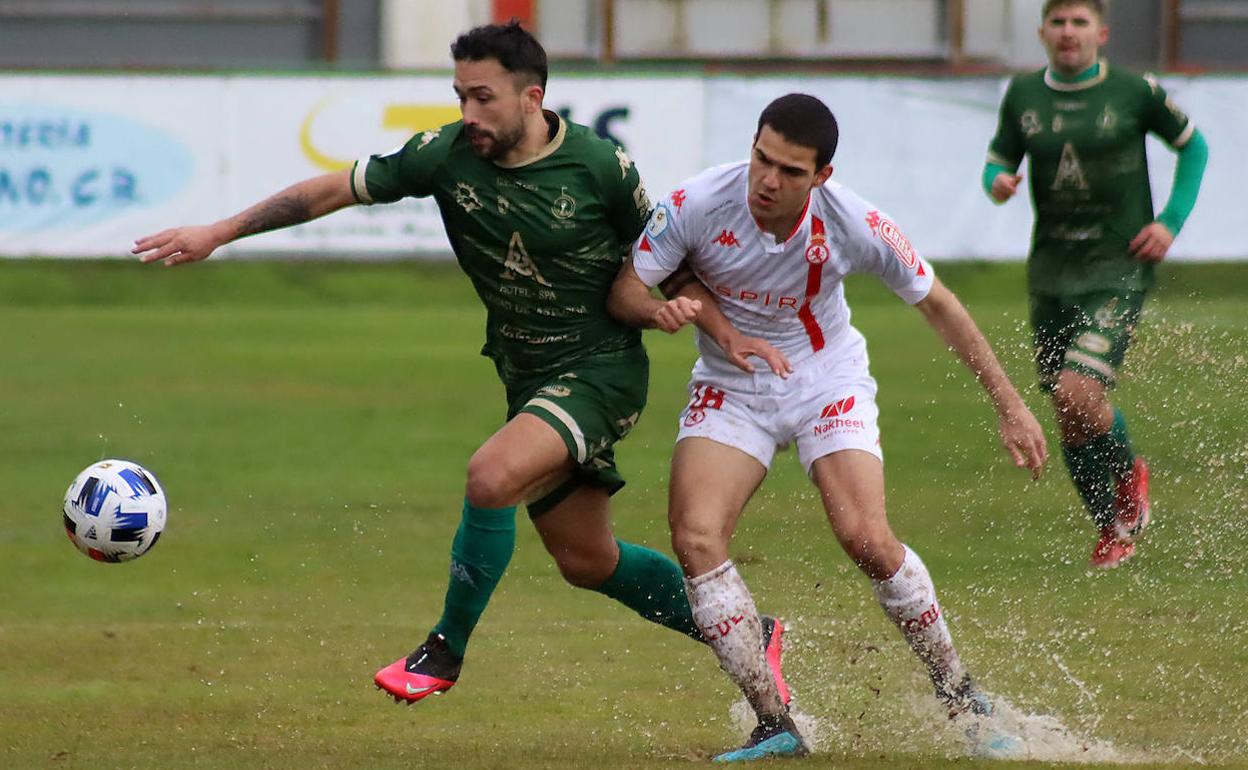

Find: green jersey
<box><xmin>353</xmin><ymin>114</ymin><xmax>651</xmax><ymax>385</ymax></box>
<box><xmin>987</xmin><ymin>60</ymin><xmax>1194</xmax><ymax>295</ymax></box>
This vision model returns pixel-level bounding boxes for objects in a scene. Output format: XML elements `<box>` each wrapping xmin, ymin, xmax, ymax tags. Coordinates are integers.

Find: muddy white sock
<box><xmin>685</xmin><ymin>560</ymin><xmax>786</xmax><ymax>718</ymax></box>
<box><xmin>871</xmin><ymin>544</ymin><xmax>966</xmax><ymax>696</ymax></box>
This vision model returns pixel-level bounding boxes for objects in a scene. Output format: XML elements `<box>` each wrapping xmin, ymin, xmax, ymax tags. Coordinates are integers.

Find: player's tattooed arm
<box><xmin>134</xmin><ymin>170</ymin><xmax>356</xmax><ymax>266</ymax></box>
<box><xmin>233</xmin><ymin>196</ymin><xmax>314</xmax><ymax>239</ymax></box>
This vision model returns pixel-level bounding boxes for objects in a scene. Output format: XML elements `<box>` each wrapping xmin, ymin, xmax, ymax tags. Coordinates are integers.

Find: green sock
<box><xmin>432</xmin><ymin>499</ymin><xmax>516</xmax><ymax>658</ymax></box>
<box><xmin>1061</xmin><ymin>439</ymin><xmax>1116</xmax><ymax>529</ymax></box>
<box><xmin>1106</xmin><ymin>407</ymin><xmax>1137</xmax><ymax>479</ymax></box>
<box><xmin>593</xmin><ymin>539</ymin><xmax>703</xmax><ymax>642</ymax></box>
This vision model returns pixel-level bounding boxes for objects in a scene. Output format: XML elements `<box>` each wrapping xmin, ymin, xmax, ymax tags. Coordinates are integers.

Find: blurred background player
<box><xmin>132</xmin><ymin>21</ymin><xmax>792</xmax><ymax>710</ymax></box>
<box><xmin>609</xmin><ymin>93</ymin><xmax>1048</xmax><ymax>761</ymax></box>
<box><xmin>984</xmin><ymin>0</ymin><xmax>1208</xmax><ymax>568</ymax></box>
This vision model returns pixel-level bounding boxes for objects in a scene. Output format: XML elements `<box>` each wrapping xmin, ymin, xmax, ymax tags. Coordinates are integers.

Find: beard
<box><xmin>464</xmin><ymin>120</ymin><xmax>526</xmax><ymax>161</ymax></box>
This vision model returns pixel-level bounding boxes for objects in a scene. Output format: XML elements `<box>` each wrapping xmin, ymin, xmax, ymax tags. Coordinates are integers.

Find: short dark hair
<box><xmin>1042</xmin><ymin>0</ymin><xmax>1106</xmax><ymax>20</ymax></box>
<box><xmin>756</xmin><ymin>93</ymin><xmax>839</xmax><ymax>168</ymax></box>
<box><xmin>451</xmin><ymin>21</ymin><xmax>548</xmax><ymax>92</ymax></box>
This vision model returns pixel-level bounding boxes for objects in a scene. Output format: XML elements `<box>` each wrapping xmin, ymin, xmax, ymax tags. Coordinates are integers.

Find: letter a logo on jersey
<box><xmin>1052</xmin><ymin>143</ymin><xmax>1089</xmax><ymax>191</ymax></box>
<box><xmin>501</xmin><ymin>231</ymin><xmax>552</xmax><ymax>287</ymax></box>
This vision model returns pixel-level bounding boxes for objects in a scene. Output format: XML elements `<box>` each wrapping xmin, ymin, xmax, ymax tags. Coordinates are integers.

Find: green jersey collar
<box><xmin>1044</xmin><ymin>58</ymin><xmax>1108</xmax><ymax>92</ymax></box>
<box><xmin>494</xmin><ymin>110</ymin><xmax>567</xmax><ymax>169</ymax></box>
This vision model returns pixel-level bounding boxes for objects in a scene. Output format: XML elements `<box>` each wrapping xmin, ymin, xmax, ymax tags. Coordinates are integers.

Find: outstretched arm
<box><xmin>914</xmin><ymin>278</ymin><xmax>1048</xmax><ymax>478</ymax></box>
<box><xmin>133</xmin><ymin>169</ymin><xmax>357</xmax><ymax>266</ymax></box>
<box><xmin>607</xmin><ymin>261</ymin><xmax>791</xmax><ymax>377</ymax></box>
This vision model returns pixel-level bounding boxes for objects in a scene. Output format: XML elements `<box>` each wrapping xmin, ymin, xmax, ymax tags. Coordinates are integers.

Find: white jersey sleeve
<box><xmin>831</xmin><ymin>186</ymin><xmax>935</xmax><ymax>305</ymax></box>
<box><xmin>631</xmin><ymin>187</ymin><xmax>693</xmax><ymax>287</ymax></box>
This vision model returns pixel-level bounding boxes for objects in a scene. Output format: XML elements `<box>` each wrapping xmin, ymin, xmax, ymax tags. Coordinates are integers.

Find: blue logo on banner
<box><xmin>0</xmin><ymin>105</ymin><xmax>192</xmax><ymax>232</ymax></box>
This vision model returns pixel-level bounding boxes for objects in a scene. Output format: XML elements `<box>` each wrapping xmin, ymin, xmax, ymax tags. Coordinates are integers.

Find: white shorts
<box><xmin>676</xmin><ymin>336</ymin><xmax>883</xmax><ymax>474</ymax></box>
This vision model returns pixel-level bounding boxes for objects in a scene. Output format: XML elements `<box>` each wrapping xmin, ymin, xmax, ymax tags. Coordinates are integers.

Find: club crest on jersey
<box><xmin>866</xmin><ymin>210</ymin><xmax>923</xmax><ymax>274</ymax></box>
<box><xmin>551</xmin><ymin>186</ymin><xmax>576</xmax><ymax>219</ymax></box>
<box><xmin>1020</xmin><ymin>110</ymin><xmax>1042</xmax><ymax>137</ymax></box>
<box><xmin>806</xmin><ymin>215</ymin><xmax>829</xmax><ymax>265</ymax></box>
<box><xmin>455</xmin><ymin>182</ymin><xmax>482</xmax><ymax>214</ymax></box>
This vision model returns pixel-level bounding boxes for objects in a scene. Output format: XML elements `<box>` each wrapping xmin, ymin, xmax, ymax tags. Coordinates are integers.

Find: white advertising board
<box><xmin>0</xmin><ymin>72</ymin><xmax>1241</xmax><ymax>259</ymax></box>
<box><xmin>0</xmin><ymin>75</ymin><xmax>224</xmax><ymax>258</ymax></box>
<box><xmin>0</xmin><ymin>73</ymin><xmax>705</xmax><ymax>258</ymax></box>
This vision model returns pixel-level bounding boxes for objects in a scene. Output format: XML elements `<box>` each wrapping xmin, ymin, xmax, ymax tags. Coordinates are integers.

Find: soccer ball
<box><xmin>62</xmin><ymin>459</ymin><xmax>167</xmax><ymax>562</ymax></box>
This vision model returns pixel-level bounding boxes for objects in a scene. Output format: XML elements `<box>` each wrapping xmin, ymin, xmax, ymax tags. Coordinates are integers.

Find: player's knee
<box><xmin>837</xmin><ymin>525</ymin><xmax>900</xmax><ymax>579</ymax></box>
<box><xmin>670</xmin><ymin>521</ymin><xmax>728</xmax><ymax>573</ymax></box>
<box><xmin>1052</xmin><ymin>373</ymin><xmax>1105</xmax><ymax>418</ymax></box>
<box><xmin>553</xmin><ymin>547</ymin><xmax>615</xmax><ymax>588</ymax></box>
<box><xmin>464</xmin><ymin>451</ymin><xmax>523</xmax><ymax>509</ymax></box>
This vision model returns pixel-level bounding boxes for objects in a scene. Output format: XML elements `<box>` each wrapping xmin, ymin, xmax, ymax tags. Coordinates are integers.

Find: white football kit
<box><xmin>632</xmin><ymin>161</ymin><xmax>935</xmax><ymax>472</ymax></box>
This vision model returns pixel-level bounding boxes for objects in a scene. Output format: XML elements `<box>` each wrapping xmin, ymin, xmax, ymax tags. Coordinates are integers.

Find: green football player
<box><xmin>134</xmin><ymin>22</ymin><xmax>793</xmax><ymax>706</ymax></box>
<box><xmin>984</xmin><ymin>0</ymin><xmax>1208</xmax><ymax>568</ymax></box>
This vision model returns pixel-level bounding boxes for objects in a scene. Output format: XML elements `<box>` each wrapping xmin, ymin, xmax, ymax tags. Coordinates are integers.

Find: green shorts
<box><xmin>505</xmin><ymin>347</ymin><xmax>649</xmax><ymax>517</ymax></box>
<box><xmin>1030</xmin><ymin>289</ymin><xmax>1145</xmax><ymax>393</ymax></box>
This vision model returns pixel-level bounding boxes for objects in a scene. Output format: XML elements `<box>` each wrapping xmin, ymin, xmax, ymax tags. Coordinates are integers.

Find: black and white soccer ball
<box><xmin>63</xmin><ymin>459</ymin><xmax>167</xmax><ymax>563</ymax></box>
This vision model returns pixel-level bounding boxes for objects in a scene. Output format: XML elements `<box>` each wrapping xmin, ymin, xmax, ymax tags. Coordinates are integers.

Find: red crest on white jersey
<box><xmin>806</xmin><ymin>215</ymin><xmax>830</xmax><ymax>264</ymax></box>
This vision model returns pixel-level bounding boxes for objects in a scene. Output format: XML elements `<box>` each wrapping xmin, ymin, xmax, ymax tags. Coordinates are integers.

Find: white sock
<box><xmin>871</xmin><ymin>544</ymin><xmax>966</xmax><ymax>696</ymax></box>
<box><xmin>685</xmin><ymin>560</ymin><xmax>786</xmax><ymax>718</ymax></box>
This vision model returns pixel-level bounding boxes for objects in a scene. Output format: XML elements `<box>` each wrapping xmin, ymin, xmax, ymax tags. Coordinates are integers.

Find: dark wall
<box><xmin>0</xmin><ymin>1</ymin><xmax>380</xmax><ymax>70</ymax></box>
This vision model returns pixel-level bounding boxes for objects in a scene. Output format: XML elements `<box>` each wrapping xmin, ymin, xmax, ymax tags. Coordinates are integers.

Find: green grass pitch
<box><xmin>1</xmin><ymin>260</ymin><xmax>1245</xmax><ymax>769</ymax></box>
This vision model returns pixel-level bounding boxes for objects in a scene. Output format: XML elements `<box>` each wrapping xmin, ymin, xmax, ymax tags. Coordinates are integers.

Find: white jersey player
<box><xmin>608</xmin><ymin>93</ymin><xmax>1048</xmax><ymax>762</ymax></box>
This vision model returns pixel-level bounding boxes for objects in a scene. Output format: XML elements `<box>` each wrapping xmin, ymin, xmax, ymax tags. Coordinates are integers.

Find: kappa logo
<box><xmin>671</xmin><ymin>189</ymin><xmax>687</xmax><ymax>211</ymax></box>
<box><xmin>820</xmin><ymin>396</ymin><xmax>855</xmax><ymax>418</ymax></box>
<box><xmin>416</xmin><ymin>128</ymin><xmax>441</xmax><ymax>150</ymax></box>
<box><xmin>712</xmin><ymin>229</ymin><xmax>741</xmax><ymax>247</ymax></box>
<box><xmin>865</xmin><ymin>211</ymin><xmax>924</xmax><ymax>275</ymax></box>
<box><xmin>449</xmin><ymin>559</ymin><xmax>477</xmax><ymax>588</ymax></box>
<box><xmin>615</xmin><ymin>145</ymin><xmax>634</xmax><ymax>179</ymax></box>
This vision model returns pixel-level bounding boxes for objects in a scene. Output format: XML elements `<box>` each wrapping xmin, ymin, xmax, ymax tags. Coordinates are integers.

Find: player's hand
<box><xmin>990</xmin><ymin>173</ymin><xmax>1023</xmax><ymax>204</ymax></box>
<box><xmin>1129</xmin><ymin>222</ymin><xmax>1174</xmax><ymax>263</ymax></box>
<box><xmin>721</xmin><ymin>333</ymin><xmax>793</xmax><ymax>379</ymax></box>
<box><xmin>133</xmin><ymin>225</ymin><xmax>224</xmax><ymax>266</ymax></box>
<box><xmin>996</xmin><ymin>402</ymin><xmax>1048</xmax><ymax>479</ymax></box>
<box><xmin>654</xmin><ymin>297</ymin><xmax>702</xmax><ymax>333</ymax></box>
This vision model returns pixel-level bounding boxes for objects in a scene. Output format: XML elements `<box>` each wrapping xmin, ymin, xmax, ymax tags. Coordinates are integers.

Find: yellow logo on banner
<box><xmin>299</xmin><ymin>99</ymin><xmax>460</xmax><ymax>171</ymax></box>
